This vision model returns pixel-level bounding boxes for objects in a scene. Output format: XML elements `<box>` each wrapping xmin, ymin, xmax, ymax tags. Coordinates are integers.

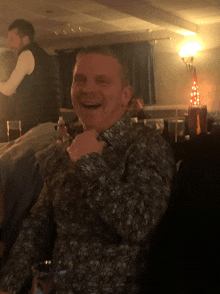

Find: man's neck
<box><xmin>17</xmin><ymin>42</ymin><xmax>33</xmax><ymax>56</ymax></box>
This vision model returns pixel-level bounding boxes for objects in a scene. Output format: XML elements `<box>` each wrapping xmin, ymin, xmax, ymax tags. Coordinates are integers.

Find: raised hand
<box><xmin>67</xmin><ymin>129</ymin><xmax>105</xmax><ymax>162</ymax></box>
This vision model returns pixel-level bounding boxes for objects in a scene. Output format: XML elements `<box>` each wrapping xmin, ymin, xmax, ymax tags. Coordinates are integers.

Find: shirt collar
<box><xmin>73</xmin><ymin>112</ymin><xmax>133</xmax><ymax>147</ymax></box>
<box><xmin>98</xmin><ymin>112</ymin><xmax>133</xmax><ymax>146</ymax></box>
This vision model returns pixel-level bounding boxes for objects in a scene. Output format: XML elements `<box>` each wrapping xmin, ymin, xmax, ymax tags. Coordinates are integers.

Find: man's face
<box><xmin>8</xmin><ymin>28</ymin><xmax>25</xmax><ymax>56</ymax></box>
<box><xmin>71</xmin><ymin>53</ymin><xmax>132</xmax><ymax>133</ymax></box>
<box><xmin>127</xmin><ymin>98</ymin><xmax>144</xmax><ymax>115</ymax></box>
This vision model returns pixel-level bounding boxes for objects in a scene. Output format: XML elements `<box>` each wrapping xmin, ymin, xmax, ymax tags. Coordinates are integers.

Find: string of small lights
<box><xmin>190</xmin><ymin>73</ymin><xmax>200</xmax><ymax>106</ymax></box>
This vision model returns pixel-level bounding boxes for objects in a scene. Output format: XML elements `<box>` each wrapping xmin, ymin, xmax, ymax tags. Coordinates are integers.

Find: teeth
<box><xmin>83</xmin><ymin>103</ymin><xmax>100</xmax><ymax>106</ymax></box>
<box><xmin>81</xmin><ymin>102</ymin><xmax>101</xmax><ymax>109</ymax></box>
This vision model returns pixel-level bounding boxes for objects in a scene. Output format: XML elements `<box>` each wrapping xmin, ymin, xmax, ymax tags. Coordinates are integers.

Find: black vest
<box><xmin>16</xmin><ymin>43</ymin><xmax>59</xmax><ymax>124</ymax></box>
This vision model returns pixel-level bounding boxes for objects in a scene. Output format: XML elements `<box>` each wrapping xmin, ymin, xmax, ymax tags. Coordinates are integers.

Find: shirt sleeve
<box><xmin>0</xmin><ymin>50</ymin><xmax>35</xmax><ymax>96</ymax></box>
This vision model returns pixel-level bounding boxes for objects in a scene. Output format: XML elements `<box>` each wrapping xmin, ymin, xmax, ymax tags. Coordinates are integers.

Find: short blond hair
<box><xmin>76</xmin><ymin>46</ymin><xmax>130</xmax><ymax>88</ymax></box>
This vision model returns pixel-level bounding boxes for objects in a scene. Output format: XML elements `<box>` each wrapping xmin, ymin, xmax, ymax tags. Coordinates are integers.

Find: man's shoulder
<box><xmin>19</xmin><ymin>49</ymin><xmax>33</xmax><ymax>58</ymax></box>
<box><xmin>21</xmin><ymin>43</ymin><xmax>48</xmax><ymax>57</ymax></box>
<box><xmin>131</xmin><ymin>123</ymin><xmax>163</xmax><ymax>142</ymax></box>
<box><xmin>129</xmin><ymin>123</ymin><xmax>174</xmax><ymax>158</ymax></box>
<box><xmin>18</xmin><ymin>50</ymin><xmax>34</xmax><ymax>66</ymax></box>
<box><xmin>36</xmin><ymin>140</ymin><xmax>71</xmax><ymax>179</ymax></box>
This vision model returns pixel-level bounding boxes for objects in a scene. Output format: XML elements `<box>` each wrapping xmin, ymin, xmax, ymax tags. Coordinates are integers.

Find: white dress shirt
<box><xmin>0</xmin><ymin>50</ymin><xmax>35</xmax><ymax>96</ymax></box>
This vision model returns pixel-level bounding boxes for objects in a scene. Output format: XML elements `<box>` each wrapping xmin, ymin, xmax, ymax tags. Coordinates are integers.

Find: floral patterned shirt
<box><xmin>0</xmin><ymin>113</ymin><xmax>175</xmax><ymax>294</ymax></box>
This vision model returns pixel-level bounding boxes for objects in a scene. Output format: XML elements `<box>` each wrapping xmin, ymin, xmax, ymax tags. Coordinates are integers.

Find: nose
<box><xmin>81</xmin><ymin>78</ymin><xmax>97</xmax><ymax>93</ymax></box>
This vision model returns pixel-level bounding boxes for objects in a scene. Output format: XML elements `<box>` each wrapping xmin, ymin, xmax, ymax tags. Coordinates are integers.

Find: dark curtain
<box><xmin>56</xmin><ymin>41</ymin><xmax>155</xmax><ymax>109</ymax></box>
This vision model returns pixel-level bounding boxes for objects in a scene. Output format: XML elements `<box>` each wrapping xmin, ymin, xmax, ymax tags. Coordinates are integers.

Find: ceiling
<box><xmin>1</xmin><ymin>0</ymin><xmax>220</xmax><ymax>53</ymax></box>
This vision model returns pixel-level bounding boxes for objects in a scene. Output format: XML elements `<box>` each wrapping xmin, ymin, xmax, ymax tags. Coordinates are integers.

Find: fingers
<box><xmin>66</xmin><ymin>129</ymin><xmax>105</xmax><ymax>162</ymax></box>
<box><xmin>101</xmin><ymin>141</ymin><xmax>106</xmax><ymax>149</ymax></box>
<box><xmin>88</xmin><ymin>129</ymin><xmax>99</xmax><ymax>138</ymax></box>
<box><xmin>77</xmin><ymin>129</ymin><xmax>99</xmax><ymax>139</ymax></box>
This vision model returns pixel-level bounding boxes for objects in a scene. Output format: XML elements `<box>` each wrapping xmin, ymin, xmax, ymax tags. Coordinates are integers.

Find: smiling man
<box><xmin>72</xmin><ymin>51</ymin><xmax>132</xmax><ymax>133</ymax></box>
<box><xmin>0</xmin><ymin>47</ymin><xmax>175</xmax><ymax>294</ymax></box>
<box><xmin>67</xmin><ymin>48</ymin><xmax>132</xmax><ymax>162</ymax></box>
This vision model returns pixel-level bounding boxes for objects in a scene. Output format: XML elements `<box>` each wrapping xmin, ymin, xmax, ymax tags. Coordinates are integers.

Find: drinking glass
<box><xmin>30</xmin><ymin>260</ymin><xmax>53</xmax><ymax>294</ymax></box>
<box><xmin>188</xmin><ymin>105</ymin><xmax>207</xmax><ymax>138</ymax></box>
<box><xmin>144</xmin><ymin>118</ymin><xmax>164</xmax><ymax>133</ymax></box>
<box><xmin>7</xmin><ymin>120</ymin><xmax>22</xmax><ymax>141</ymax></box>
<box><xmin>168</xmin><ymin>119</ymin><xmax>185</xmax><ymax>142</ymax></box>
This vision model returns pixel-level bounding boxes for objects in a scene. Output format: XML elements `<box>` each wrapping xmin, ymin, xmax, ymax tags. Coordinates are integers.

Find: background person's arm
<box><xmin>0</xmin><ymin>51</ymin><xmax>34</xmax><ymax>96</ymax></box>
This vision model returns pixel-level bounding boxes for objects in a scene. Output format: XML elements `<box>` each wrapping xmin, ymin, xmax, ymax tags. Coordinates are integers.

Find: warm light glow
<box><xmin>179</xmin><ymin>42</ymin><xmax>202</xmax><ymax>57</ymax></box>
<box><xmin>176</xmin><ymin>30</ymin><xmax>196</xmax><ymax>36</ymax></box>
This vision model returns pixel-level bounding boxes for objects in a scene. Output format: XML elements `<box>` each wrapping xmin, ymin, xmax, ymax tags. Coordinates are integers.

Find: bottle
<box><xmin>57</xmin><ymin>117</ymin><xmax>69</xmax><ymax>142</ymax></box>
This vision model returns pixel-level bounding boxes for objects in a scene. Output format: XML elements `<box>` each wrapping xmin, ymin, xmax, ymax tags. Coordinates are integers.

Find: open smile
<box><xmin>81</xmin><ymin>103</ymin><xmax>102</xmax><ymax>110</ymax></box>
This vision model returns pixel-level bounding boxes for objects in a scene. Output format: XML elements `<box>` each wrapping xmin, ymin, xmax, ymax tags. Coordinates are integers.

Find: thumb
<box><xmin>97</xmin><ymin>140</ymin><xmax>106</xmax><ymax>153</ymax></box>
<box><xmin>88</xmin><ymin>129</ymin><xmax>99</xmax><ymax>138</ymax></box>
<box><xmin>101</xmin><ymin>141</ymin><xmax>106</xmax><ymax>148</ymax></box>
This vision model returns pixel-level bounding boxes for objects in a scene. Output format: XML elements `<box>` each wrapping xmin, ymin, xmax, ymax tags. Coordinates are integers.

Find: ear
<box><xmin>71</xmin><ymin>83</ymin><xmax>74</xmax><ymax>98</ymax></box>
<box><xmin>71</xmin><ymin>83</ymin><xmax>75</xmax><ymax>106</ymax></box>
<box><xmin>22</xmin><ymin>35</ymin><xmax>30</xmax><ymax>46</ymax></box>
<box><xmin>122</xmin><ymin>85</ymin><xmax>132</xmax><ymax>107</ymax></box>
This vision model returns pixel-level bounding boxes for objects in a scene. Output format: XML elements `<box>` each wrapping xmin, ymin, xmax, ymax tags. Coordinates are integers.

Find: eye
<box><xmin>74</xmin><ymin>75</ymin><xmax>86</xmax><ymax>85</ymax></box>
<box><xmin>96</xmin><ymin>77</ymin><xmax>109</xmax><ymax>85</ymax></box>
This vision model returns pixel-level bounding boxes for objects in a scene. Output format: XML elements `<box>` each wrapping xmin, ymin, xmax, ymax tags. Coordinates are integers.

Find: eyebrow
<box><xmin>74</xmin><ymin>73</ymin><xmax>112</xmax><ymax>81</ymax></box>
<box><xmin>73</xmin><ymin>73</ymin><xmax>86</xmax><ymax>80</ymax></box>
<box><xmin>95</xmin><ymin>75</ymin><xmax>111</xmax><ymax>81</ymax></box>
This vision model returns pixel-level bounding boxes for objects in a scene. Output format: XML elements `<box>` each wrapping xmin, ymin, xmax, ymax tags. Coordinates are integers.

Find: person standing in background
<box><xmin>0</xmin><ymin>50</ymin><xmax>17</xmax><ymax>141</ymax></box>
<box><xmin>0</xmin><ymin>19</ymin><xmax>60</xmax><ymax>135</ymax></box>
